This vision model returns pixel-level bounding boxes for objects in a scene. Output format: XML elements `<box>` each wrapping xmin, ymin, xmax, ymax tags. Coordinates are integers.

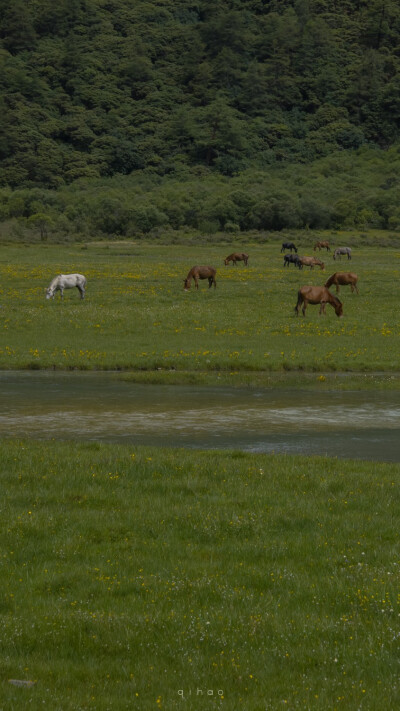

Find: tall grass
<box><xmin>1</xmin><ymin>440</ymin><xmax>399</xmax><ymax>709</ymax></box>
<box><xmin>0</xmin><ymin>236</ymin><xmax>399</xmax><ymax>374</ymax></box>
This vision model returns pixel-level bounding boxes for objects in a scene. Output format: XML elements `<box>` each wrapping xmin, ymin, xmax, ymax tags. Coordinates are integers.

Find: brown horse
<box><xmin>184</xmin><ymin>265</ymin><xmax>216</xmax><ymax>290</ymax></box>
<box><xmin>313</xmin><ymin>241</ymin><xmax>330</xmax><ymax>251</ymax></box>
<box><xmin>295</xmin><ymin>286</ymin><xmax>343</xmax><ymax>317</ymax></box>
<box><xmin>224</xmin><ymin>252</ymin><xmax>249</xmax><ymax>266</ymax></box>
<box><xmin>298</xmin><ymin>256</ymin><xmax>325</xmax><ymax>270</ymax></box>
<box><xmin>325</xmin><ymin>272</ymin><xmax>359</xmax><ymax>294</ymax></box>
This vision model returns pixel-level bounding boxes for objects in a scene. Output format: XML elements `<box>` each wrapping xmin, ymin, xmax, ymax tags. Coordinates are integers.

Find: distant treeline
<box><xmin>1</xmin><ymin>0</ymin><xmax>400</xmax><ymax>187</ymax></box>
<box><xmin>2</xmin><ymin>146</ymin><xmax>400</xmax><ymax>239</ymax></box>
<box><xmin>1</xmin><ymin>0</ymin><xmax>400</xmax><ymax>239</ymax></box>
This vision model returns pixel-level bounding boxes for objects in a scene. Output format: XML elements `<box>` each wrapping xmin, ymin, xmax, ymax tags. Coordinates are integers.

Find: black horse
<box><xmin>283</xmin><ymin>253</ymin><xmax>302</xmax><ymax>268</ymax></box>
<box><xmin>281</xmin><ymin>241</ymin><xmax>297</xmax><ymax>253</ymax></box>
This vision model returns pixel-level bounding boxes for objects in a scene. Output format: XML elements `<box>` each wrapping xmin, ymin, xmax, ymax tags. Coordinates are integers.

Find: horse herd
<box><xmin>281</xmin><ymin>240</ymin><xmax>357</xmax><ymax>317</ymax></box>
<box><xmin>183</xmin><ymin>253</ymin><xmax>248</xmax><ymax>290</ymax></box>
<box><xmin>45</xmin><ymin>242</ymin><xmax>358</xmax><ymax>318</ymax></box>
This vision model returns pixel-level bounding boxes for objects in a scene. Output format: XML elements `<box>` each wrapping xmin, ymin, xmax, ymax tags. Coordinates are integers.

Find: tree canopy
<box><xmin>1</xmin><ymin>0</ymin><xmax>400</xmax><ymax>237</ymax></box>
<box><xmin>1</xmin><ymin>0</ymin><xmax>400</xmax><ymax>188</ymax></box>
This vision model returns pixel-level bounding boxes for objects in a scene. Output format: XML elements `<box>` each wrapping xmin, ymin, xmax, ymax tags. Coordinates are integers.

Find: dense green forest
<box><xmin>1</xmin><ymin>0</ymin><xmax>400</xmax><ymax>237</ymax></box>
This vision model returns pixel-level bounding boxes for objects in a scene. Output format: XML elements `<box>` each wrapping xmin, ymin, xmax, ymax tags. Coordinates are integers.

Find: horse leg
<box><xmin>335</xmin><ymin>284</ymin><xmax>340</xmax><ymax>293</ymax></box>
<box><xmin>319</xmin><ymin>302</ymin><xmax>327</xmax><ymax>315</ymax></box>
<box><xmin>195</xmin><ymin>277</ymin><xmax>199</xmax><ymax>289</ymax></box>
<box><xmin>78</xmin><ymin>286</ymin><xmax>85</xmax><ymax>299</ymax></box>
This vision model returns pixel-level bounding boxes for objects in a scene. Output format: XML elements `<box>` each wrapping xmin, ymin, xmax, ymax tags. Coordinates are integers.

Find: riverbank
<box><xmin>118</xmin><ymin>369</ymin><xmax>400</xmax><ymax>390</ymax></box>
<box><xmin>2</xmin><ymin>366</ymin><xmax>400</xmax><ymax>390</ymax></box>
<box><xmin>1</xmin><ymin>439</ymin><xmax>400</xmax><ymax>710</ymax></box>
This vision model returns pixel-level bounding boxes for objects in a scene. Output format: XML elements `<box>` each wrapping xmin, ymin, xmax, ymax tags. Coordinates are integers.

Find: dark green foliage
<box><xmin>1</xmin><ymin>0</ymin><xmax>400</xmax><ymax>186</ymax></box>
<box><xmin>2</xmin><ymin>143</ymin><xmax>400</xmax><ymax>237</ymax></box>
<box><xmin>1</xmin><ymin>0</ymin><xmax>400</xmax><ymax>234</ymax></box>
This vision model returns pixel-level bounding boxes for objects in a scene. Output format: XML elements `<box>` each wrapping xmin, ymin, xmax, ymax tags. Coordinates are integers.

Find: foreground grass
<box><xmin>1</xmin><ymin>440</ymin><xmax>400</xmax><ymax>710</ymax></box>
<box><xmin>0</xmin><ymin>235</ymin><xmax>399</xmax><ymax>374</ymax></box>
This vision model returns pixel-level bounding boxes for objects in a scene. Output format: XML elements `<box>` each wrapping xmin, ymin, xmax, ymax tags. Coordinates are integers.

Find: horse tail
<box><xmin>294</xmin><ymin>290</ymin><xmax>302</xmax><ymax>314</ymax></box>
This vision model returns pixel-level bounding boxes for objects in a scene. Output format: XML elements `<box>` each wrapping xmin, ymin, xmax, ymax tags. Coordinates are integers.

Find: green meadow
<box><xmin>1</xmin><ymin>440</ymin><xmax>400</xmax><ymax>710</ymax></box>
<box><xmin>1</xmin><ymin>235</ymin><xmax>400</xmax><ymax>709</ymax></box>
<box><xmin>0</xmin><ymin>233</ymin><xmax>399</xmax><ymax>377</ymax></box>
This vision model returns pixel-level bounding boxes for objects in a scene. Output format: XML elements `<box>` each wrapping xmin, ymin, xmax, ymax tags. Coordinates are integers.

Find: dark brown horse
<box><xmin>294</xmin><ymin>286</ymin><xmax>343</xmax><ymax>317</ymax></box>
<box><xmin>313</xmin><ymin>241</ymin><xmax>330</xmax><ymax>251</ymax></box>
<box><xmin>224</xmin><ymin>252</ymin><xmax>249</xmax><ymax>266</ymax></box>
<box><xmin>184</xmin><ymin>265</ymin><xmax>216</xmax><ymax>290</ymax></box>
<box><xmin>281</xmin><ymin>241</ymin><xmax>297</xmax><ymax>253</ymax></box>
<box><xmin>325</xmin><ymin>272</ymin><xmax>359</xmax><ymax>294</ymax></box>
<box><xmin>283</xmin><ymin>254</ymin><xmax>302</xmax><ymax>268</ymax></box>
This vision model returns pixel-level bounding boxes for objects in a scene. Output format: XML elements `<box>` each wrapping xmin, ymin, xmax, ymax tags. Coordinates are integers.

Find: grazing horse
<box><xmin>298</xmin><ymin>256</ymin><xmax>325</xmax><ymax>270</ymax></box>
<box><xmin>281</xmin><ymin>241</ymin><xmax>297</xmax><ymax>253</ymax></box>
<box><xmin>46</xmin><ymin>273</ymin><xmax>87</xmax><ymax>300</ymax></box>
<box><xmin>333</xmin><ymin>247</ymin><xmax>352</xmax><ymax>260</ymax></box>
<box><xmin>325</xmin><ymin>272</ymin><xmax>359</xmax><ymax>294</ymax></box>
<box><xmin>224</xmin><ymin>252</ymin><xmax>249</xmax><ymax>266</ymax></box>
<box><xmin>313</xmin><ymin>241</ymin><xmax>330</xmax><ymax>251</ymax></box>
<box><xmin>283</xmin><ymin>254</ymin><xmax>302</xmax><ymax>268</ymax></box>
<box><xmin>184</xmin><ymin>265</ymin><xmax>216</xmax><ymax>291</ymax></box>
<box><xmin>294</xmin><ymin>286</ymin><xmax>343</xmax><ymax>317</ymax></box>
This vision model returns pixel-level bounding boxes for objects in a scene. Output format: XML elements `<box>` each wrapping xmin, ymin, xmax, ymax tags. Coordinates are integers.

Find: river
<box><xmin>1</xmin><ymin>372</ymin><xmax>399</xmax><ymax>462</ymax></box>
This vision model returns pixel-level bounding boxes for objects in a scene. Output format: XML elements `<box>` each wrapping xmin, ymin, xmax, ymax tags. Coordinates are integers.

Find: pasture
<box><xmin>1</xmin><ymin>440</ymin><xmax>400</xmax><ymax>710</ymax></box>
<box><xmin>0</xmin><ymin>238</ymin><xmax>399</xmax><ymax>374</ymax></box>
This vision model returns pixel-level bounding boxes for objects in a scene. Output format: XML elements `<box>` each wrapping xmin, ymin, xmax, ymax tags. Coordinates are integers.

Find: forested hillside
<box><xmin>1</xmin><ymin>0</ymin><xmax>400</xmax><ymax>237</ymax></box>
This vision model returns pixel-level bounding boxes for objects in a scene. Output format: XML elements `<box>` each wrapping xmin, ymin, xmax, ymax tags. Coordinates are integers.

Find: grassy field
<box><xmin>1</xmin><ymin>440</ymin><xmax>400</xmax><ymax>710</ymax></box>
<box><xmin>0</xmin><ymin>233</ymin><xmax>399</xmax><ymax>376</ymax></box>
<box><xmin>1</xmin><ymin>234</ymin><xmax>399</xmax><ymax>709</ymax></box>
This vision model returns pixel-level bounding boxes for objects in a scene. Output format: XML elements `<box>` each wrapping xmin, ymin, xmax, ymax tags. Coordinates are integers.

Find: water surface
<box><xmin>0</xmin><ymin>372</ymin><xmax>399</xmax><ymax>462</ymax></box>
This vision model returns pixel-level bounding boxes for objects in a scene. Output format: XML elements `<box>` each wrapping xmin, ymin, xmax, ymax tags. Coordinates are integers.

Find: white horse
<box><xmin>46</xmin><ymin>274</ymin><xmax>87</xmax><ymax>300</ymax></box>
<box><xmin>333</xmin><ymin>247</ymin><xmax>352</xmax><ymax>260</ymax></box>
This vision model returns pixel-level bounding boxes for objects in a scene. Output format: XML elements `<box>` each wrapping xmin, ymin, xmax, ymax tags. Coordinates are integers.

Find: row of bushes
<box><xmin>1</xmin><ymin>147</ymin><xmax>400</xmax><ymax>240</ymax></box>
